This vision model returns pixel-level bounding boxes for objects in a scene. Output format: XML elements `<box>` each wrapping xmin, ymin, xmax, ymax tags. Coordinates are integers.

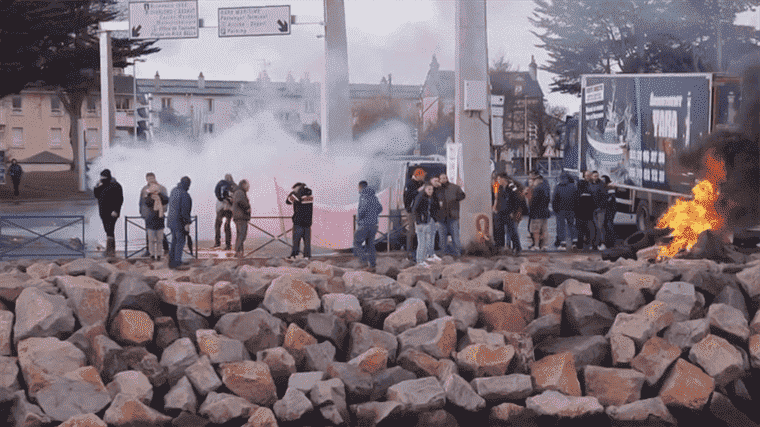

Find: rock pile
<box><xmin>0</xmin><ymin>253</ymin><xmax>759</xmax><ymax>426</ymax></box>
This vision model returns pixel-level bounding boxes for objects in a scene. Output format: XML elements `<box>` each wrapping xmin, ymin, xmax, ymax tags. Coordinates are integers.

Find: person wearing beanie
<box><xmin>286</xmin><ymin>182</ymin><xmax>314</xmax><ymax>260</ymax></box>
<box><xmin>232</xmin><ymin>179</ymin><xmax>251</xmax><ymax>258</ymax></box>
<box><xmin>94</xmin><ymin>169</ymin><xmax>124</xmax><ymax>258</ymax></box>
<box><xmin>213</xmin><ymin>173</ymin><xmax>236</xmax><ymax>250</ymax></box>
<box><xmin>167</xmin><ymin>176</ymin><xmax>193</xmax><ymax>268</ymax></box>
<box><xmin>402</xmin><ymin>167</ymin><xmax>427</xmax><ymax>261</ymax></box>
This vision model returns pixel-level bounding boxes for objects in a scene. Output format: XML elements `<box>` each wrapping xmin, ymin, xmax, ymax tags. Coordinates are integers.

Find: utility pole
<box><xmin>456</xmin><ymin>0</ymin><xmax>493</xmax><ymax>247</ymax></box>
<box><xmin>321</xmin><ymin>0</ymin><xmax>352</xmax><ymax>152</ymax></box>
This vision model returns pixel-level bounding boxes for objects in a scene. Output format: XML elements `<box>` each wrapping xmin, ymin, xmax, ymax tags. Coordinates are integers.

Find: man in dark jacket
<box><xmin>167</xmin><ymin>176</ymin><xmax>192</xmax><ymax>268</ymax></box>
<box><xmin>232</xmin><ymin>180</ymin><xmax>251</xmax><ymax>258</ymax></box>
<box><xmin>8</xmin><ymin>159</ymin><xmax>23</xmax><ymax>200</ymax></box>
<box><xmin>576</xmin><ymin>171</ymin><xmax>595</xmax><ymax>250</ymax></box>
<box><xmin>602</xmin><ymin>175</ymin><xmax>617</xmax><ymax>249</ymax></box>
<box><xmin>528</xmin><ymin>175</ymin><xmax>551</xmax><ymax>251</ymax></box>
<box><xmin>552</xmin><ymin>172</ymin><xmax>578</xmax><ymax>250</ymax></box>
<box><xmin>94</xmin><ymin>169</ymin><xmax>124</xmax><ymax>258</ymax></box>
<box><xmin>213</xmin><ymin>174</ymin><xmax>236</xmax><ymax>250</ymax></box>
<box><xmin>403</xmin><ymin>168</ymin><xmax>426</xmax><ymax>261</ymax></box>
<box><xmin>286</xmin><ymin>182</ymin><xmax>313</xmax><ymax>259</ymax></box>
<box><xmin>354</xmin><ymin>181</ymin><xmax>383</xmax><ymax>270</ymax></box>
<box><xmin>590</xmin><ymin>171</ymin><xmax>607</xmax><ymax>250</ymax></box>
<box><xmin>492</xmin><ymin>173</ymin><xmax>521</xmax><ymax>255</ymax></box>
<box><xmin>435</xmin><ymin>173</ymin><xmax>466</xmax><ymax>257</ymax></box>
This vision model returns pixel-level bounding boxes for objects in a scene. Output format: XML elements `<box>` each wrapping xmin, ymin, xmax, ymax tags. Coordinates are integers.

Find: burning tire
<box><xmin>635</xmin><ymin>201</ymin><xmax>652</xmax><ymax>232</ymax></box>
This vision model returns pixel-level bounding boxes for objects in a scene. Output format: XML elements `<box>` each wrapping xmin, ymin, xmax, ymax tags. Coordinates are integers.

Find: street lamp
<box><xmin>131</xmin><ymin>59</ymin><xmax>146</xmax><ymax>142</ymax></box>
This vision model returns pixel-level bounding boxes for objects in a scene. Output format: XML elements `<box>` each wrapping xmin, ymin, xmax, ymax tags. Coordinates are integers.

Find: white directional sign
<box><xmin>129</xmin><ymin>1</ymin><xmax>199</xmax><ymax>40</ymax></box>
<box><xmin>218</xmin><ymin>5</ymin><xmax>291</xmax><ymax>38</ymax></box>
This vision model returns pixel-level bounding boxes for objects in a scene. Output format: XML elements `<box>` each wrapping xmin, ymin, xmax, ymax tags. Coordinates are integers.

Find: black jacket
<box><xmin>435</xmin><ymin>182</ymin><xmax>466</xmax><ymax>221</ymax></box>
<box><xmin>495</xmin><ymin>185</ymin><xmax>519</xmax><ymax>216</ymax></box>
<box><xmin>286</xmin><ymin>186</ymin><xmax>313</xmax><ymax>227</ymax></box>
<box><xmin>590</xmin><ymin>181</ymin><xmax>607</xmax><ymax>211</ymax></box>
<box><xmin>8</xmin><ymin>163</ymin><xmax>22</xmax><ymax>180</ymax></box>
<box><xmin>94</xmin><ymin>177</ymin><xmax>124</xmax><ymax>219</ymax></box>
<box><xmin>215</xmin><ymin>179</ymin><xmax>235</xmax><ymax>202</ymax></box>
<box><xmin>357</xmin><ymin>187</ymin><xmax>383</xmax><ymax>227</ymax></box>
<box><xmin>576</xmin><ymin>180</ymin><xmax>595</xmax><ymax>220</ymax></box>
<box><xmin>552</xmin><ymin>174</ymin><xmax>578</xmax><ymax>213</ymax></box>
<box><xmin>529</xmin><ymin>180</ymin><xmax>551</xmax><ymax>219</ymax></box>
<box><xmin>412</xmin><ymin>192</ymin><xmax>439</xmax><ymax>224</ymax></box>
<box><xmin>403</xmin><ymin>178</ymin><xmax>424</xmax><ymax>213</ymax></box>
<box><xmin>168</xmin><ymin>178</ymin><xmax>193</xmax><ymax>229</ymax></box>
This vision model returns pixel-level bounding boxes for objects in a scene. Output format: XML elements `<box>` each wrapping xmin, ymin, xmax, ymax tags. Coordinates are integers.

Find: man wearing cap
<box><xmin>94</xmin><ymin>169</ymin><xmax>124</xmax><ymax>258</ymax></box>
<box><xmin>403</xmin><ymin>168</ymin><xmax>426</xmax><ymax>261</ymax></box>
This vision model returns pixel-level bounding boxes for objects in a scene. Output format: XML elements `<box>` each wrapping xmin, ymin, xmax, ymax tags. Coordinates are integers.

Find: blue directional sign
<box><xmin>218</xmin><ymin>6</ymin><xmax>291</xmax><ymax>38</ymax></box>
<box><xmin>129</xmin><ymin>0</ymin><xmax>199</xmax><ymax>40</ymax></box>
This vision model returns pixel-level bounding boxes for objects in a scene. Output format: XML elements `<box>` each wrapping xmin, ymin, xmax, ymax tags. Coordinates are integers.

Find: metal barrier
<box><xmin>124</xmin><ymin>216</ymin><xmax>198</xmax><ymax>259</ymax></box>
<box><xmin>0</xmin><ymin>215</ymin><xmax>86</xmax><ymax>259</ymax></box>
<box><xmin>245</xmin><ymin>216</ymin><xmax>293</xmax><ymax>257</ymax></box>
<box><xmin>352</xmin><ymin>213</ymin><xmax>405</xmax><ymax>253</ymax></box>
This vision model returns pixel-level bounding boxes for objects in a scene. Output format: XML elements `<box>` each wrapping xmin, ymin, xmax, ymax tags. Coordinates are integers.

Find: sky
<box><xmin>122</xmin><ymin>0</ymin><xmax>583</xmax><ymax>114</ymax></box>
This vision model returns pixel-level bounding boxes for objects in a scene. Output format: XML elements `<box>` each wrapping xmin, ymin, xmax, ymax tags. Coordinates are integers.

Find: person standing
<box><xmin>576</xmin><ymin>171</ymin><xmax>595</xmax><ymax>250</ymax></box>
<box><xmin>602</xmin><ymin>175</ymin><xmax>617</xmax><ymax>249</ymax></box>
<box><xmin>167</xmin><ymin>176</ymin><xmax>192</xmax><ymax>269</ymax></box>
<box><xmin>139</xmin><ymin>172</ymin><xmax>168</xmax><ymax>258</ymax></box>
<box><xmin>232</xmin><ymin>180</ymin><xmax>251</xmax><ymax>258</ymax></box>
<box><xmin>528</xmin><ymin>175</ymin><xmax>551</xmax><ymax>251</ymax></box>
<box><xmin>492</xmin><ymin>173</ymin><xmax>521</xmax><ymax>255</ymax></box>
<box><xmin>213</xmin><ymin>174</ymin><xmax>236</xmax><ymax>250</ymax></box>
<box><xmin>436</xmin><ymin>173</ymin><xmax>466</xmax><ymax>257</ymax></box>
<box><xmin>8</xmin><ymin>159</ymin><xmax>23</xmax><ymax>201</ymax></box>
<box><xmin>94</xmin><ymin>169</ymin><xmax>124</xmax><ymax>258</ymax></box>
<box><xmin>143</xmin><ymin>183</ymin><xmax>169</xmax><ymax>261</ymax></box>
<box><xmin>403</xmin><ymin>168</ymin><xmax>426</xmax><ymax>261</ymax></box>
<box><xmin>590</xmin><ymin>170</ymin><xmax>606</xmax><ymax>250</ymax></box>
<box><xmin>286</xmin><ymin>182</ymin><xmax>313</xmax><ymax>260</ymax></box>
<box><xmin>552</xmin><ymin>172</ymin><xmax>578</xmax><ymax>250</ymax></box>
<box><xmin>412</xmin><ymin>182</ymin><xmax>439</xmax><ymax>266</ymax></box>
<box><xmin>354</xmin><ymin>181</ymin><xmax>383</xmax><ymax>270</ymax></box>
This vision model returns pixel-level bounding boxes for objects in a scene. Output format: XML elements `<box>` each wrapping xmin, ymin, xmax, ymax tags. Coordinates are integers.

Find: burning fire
<box><xmin>656</xmin><ymin>154</ymin><xmax>726</xmax><ymax>259</ymax></box>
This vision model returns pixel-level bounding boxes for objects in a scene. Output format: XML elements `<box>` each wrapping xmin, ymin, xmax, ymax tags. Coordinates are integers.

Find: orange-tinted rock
<box><xmin>630</xmin><ymin>337</ymin><xmax>681</xmax><ymax>386</ymax></box>
<box><xmin>531</xmin><ymin>352</ymin><xmax>581</xmax><ymax>396</ymax></box>
<box><xmin>110</xmin><ymin>310</ymin><xmax>154</xmax><ymax>346</ymax></box>
<box><xmin>539</xmin><ymin>287</ymin><xmax>564</xmax><ymax>317</ymax></box>
<box><xmin>58</xmin><ymin>413</ymin><xmax>108</xmax><ymax>427</ymax></box>
<box><xmin>212</xmin><ymin>281</ymin><xmax>242</xmax><ymax>316</ymax></box>
<box><xmin>220</xmin><ymin>361</ymin><xmax>278</xmax><ymax>406</ymax></box>
<box><xmin>456</xmin><ymin>344</ymin><xmax>515</xmax><ymax>377</ymax></box>
<box><xmin>283</xmin><ymin>323</ymin><xmax>317</xmax><ymax>365</ymax></box>
<box><xmin>262</xmin><ymin>276</ymin><xmax>321</xmax><ymax>320</ymax></box>
<box><xmin>156</xmin><ymin>280</ymin><xmax>213</xmax><ymax>317</ymax></box>
<box><xmin>583</xmin><ymin>366</ymin><xmax>645</xmax><ymax>406</ymax></box>
<box><xmin>398</xmin><ymin>348</ymin><xmax>441</xmax><ymax>378</ymax></box>
<box><xmin>610</xmin><ymin>334</ymin><xmax>636</xmax><ymax>366</ymax></box>
<box><xmin>659</xmin><ymin>359</ymin><xmax>714</xmax><ymax>410</ymax></box>
<box><xmin>348</xmin><ymin>347</ymin><xmax>388</xmax><ymax>375</ymax></box>
<box><xmin>481</xmin><ymin>302</ymin><xmax>526</xmax><ymax>333</ymax></box>
<box><xmin>504</xmin><ymin>273</ymin><xmax>538</xmax><ymax>322</ymax></box>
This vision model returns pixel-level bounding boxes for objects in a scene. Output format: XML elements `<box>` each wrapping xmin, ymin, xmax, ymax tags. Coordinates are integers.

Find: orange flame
<box><xmin>493</xmin><ymin>181</ymin><xmax>500</xmax><ymax>197</ymax></box>
<box><xmin>656</xmin><ymin>153</ymin><xmax>726</xmax><ymax>259</ymax></box>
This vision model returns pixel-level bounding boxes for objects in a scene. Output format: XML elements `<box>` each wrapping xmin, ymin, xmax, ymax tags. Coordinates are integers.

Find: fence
<box><xmin>0</xmin><ymin>215</ymin><xmax>86</xmax><ymax>259</ymax></box>
<box><xmin>352</xmin><ymin>213</ymin><xmax>405</xmax><ymax>253</ymax></box>
<box><xmin>244</xmin><ymin>216</ymin><xmax>293</xmax><ymax>257</ymax></box>
<box><xmin>124</xmin><ymin>216</ymin><xmax>198</xmax><ymax>259</ymax></box>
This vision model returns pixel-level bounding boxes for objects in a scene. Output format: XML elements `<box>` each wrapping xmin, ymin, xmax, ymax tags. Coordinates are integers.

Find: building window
<box><xmin>11</xmin><ymin>96</ymin><xmax>22</xmax><ymax>113</ymax></box>
<box><xmin>203</xmin><ymin>123</ymin><xmax>214</xmax><ymax>134</ymax></box>
<box><xmin>49</xmin><ymin>128</ymin><xmax>63</xmax><ymax>148</ymax></box>
<box><xmin>51</xmin><ymin>96</ymin><xmax>62</xmax><ymax>114</ymax></box>
<box><xmin>115</xmin><ymin>97</ymin><xmax>131</xmax><ymax>112</ymax></box>
<box><xmin>161</xmin><ymin>97</ymin><xmax>172</xmax><ymax>110</ymax></box>
<box><xmin>207</xmin><ymin>98</ymin><xmax>213</xmax><ymax>112</ymax></box>
<box><xmin>11</xmin><ymin>127</ymin><xmax>23</xmax><ymax>147</ymax></box>
<box><xmin>87</xmin><ymin>96</ymin><xmax>97</xmax><ymax>114</ymax></box>
<box><xmin>304</xmin><ymin>100</ymin><xmax>314</xmax><ymax>113</ymax></box>
<box><xmin>85</xmin><ymin>128</ymin><xmax>100</xmax><ymax>149</ymax></box>
<box><xmin>0</xmin><ymin>125</ymin><xmax>5</xmax><ymax>149</ymax></box>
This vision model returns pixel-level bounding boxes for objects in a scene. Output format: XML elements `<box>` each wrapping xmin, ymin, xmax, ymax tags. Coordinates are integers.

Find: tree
<box><xmin>530</xmin><ymin>0</ymin><xmax>760</xmax><ymax>95</ymax></box>
<box><xmin>0</xmin><ymin>0</ymin><xmax>159</xmax><ymax>171</ymax></box>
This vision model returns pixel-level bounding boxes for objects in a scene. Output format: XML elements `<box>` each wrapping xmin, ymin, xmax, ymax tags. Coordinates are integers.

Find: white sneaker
<box><xmin>417</xmin><ymin>261</ymin><xmax>430</xmax><ymax>268</ymax></box>
<box><xmin>427</xmin><ymin>254</ymin><xmax>442</xmax><ymax>262</ymax></box>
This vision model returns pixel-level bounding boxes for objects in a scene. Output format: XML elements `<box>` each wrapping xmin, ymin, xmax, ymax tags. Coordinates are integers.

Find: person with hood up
<box><xmin>213</xmin><ymin>173</ymin><xmax>236</xmax><ymax>250</ymax></box>
<box><xmin>412</xmin><ymin>181</ymin><xmax>440</xmax><ymax>267</ymax></box>
<box><xmin>286</xmin><ymin>182</ymin><xmax>313</xmax><ymax>260</ymax></box>
<box><xmin>167</xmin><ymin>176</ymin><xmax>192</xmax><ymax>268</ymax></box>
<box><xmin>528</xmin><ymin>175</ymin><xmax>551</xmax><ymax>251</ymax></box>
<box><xmin>354</xmin><ymin>181</ymin><xmax>383</xmax><ymax>270</ymax></box>
<box><xmin>94</xmin><ymin>169</ymin><xmax>124</xmax><ymax>258</ymax></box>
<box><xmin>8</xmin><ymin>159</ymin><xmax>23</xmax><ymax>200</ymax></box>
<box><xmin>552</xmin><ymin>172</ymin><xmax>578</xmax><ymax>250</ymax></box>
<box><xmin>232</xmin><ymin>179</ymin><xmax>251</xmax><ymax>258</ymax></box>
<box><xmin>139</xmin><ymin>172</ymin><xmax>168</xmax><ymax>258</ymax></box>
<box><xmin>143</xmin><ymin>182</ymin><xmax>169</xmax><ymax>261</ymax></box>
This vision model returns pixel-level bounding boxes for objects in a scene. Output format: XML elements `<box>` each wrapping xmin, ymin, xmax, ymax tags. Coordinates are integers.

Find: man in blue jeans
<box><xmin>434</xmin><ymin>173</ymin><xmax>466</xmax><ymax>257</ymax></box>
<box><xmin>354</xmin><ymin>181</ymin><xmax>383</xmax><ymax>271</ymax></box>
<box><xmin>286</xmin><ymin>182</ymin><xmax>313</xmax><ymax>259</ymax></box>
<box><xmin>552</xmin><ymin>172</ymin><xmax>578</xmax><ymax>250</ymax></box>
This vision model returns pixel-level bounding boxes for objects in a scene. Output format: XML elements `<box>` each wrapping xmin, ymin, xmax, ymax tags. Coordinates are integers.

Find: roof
<box><xmin>489</xmin><ymin>71</ymin><xmax>543</xmax><ymax>98</ymax></box>
<box><xmin>19</xmin><ymin>151</ymin><xmax>71</xmax><ymax>165</ymax></box>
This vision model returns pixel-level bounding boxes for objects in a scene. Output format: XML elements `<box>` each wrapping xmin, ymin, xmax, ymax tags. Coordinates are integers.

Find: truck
<box><xmin>564</xmin><ymin>73</ymin><xmax>742</xmax><ymax>232</ymax></box>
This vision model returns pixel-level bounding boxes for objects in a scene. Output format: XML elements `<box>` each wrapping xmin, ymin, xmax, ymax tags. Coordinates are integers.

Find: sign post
<box><xmin>129</xmin><ymin>1</ymin><xmax>199</xmax><ymax>40</ymax></box>
<box><xmin>218</xmin><ymin>6</ymin><xmax>291</xmax><ymax>37</ymax></box>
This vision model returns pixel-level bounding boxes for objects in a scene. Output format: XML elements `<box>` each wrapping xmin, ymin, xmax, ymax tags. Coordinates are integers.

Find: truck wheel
<box><xmin>636</xmin><ymin>202</ymin><xmax>652</xmax><ymax>231</ymax></box>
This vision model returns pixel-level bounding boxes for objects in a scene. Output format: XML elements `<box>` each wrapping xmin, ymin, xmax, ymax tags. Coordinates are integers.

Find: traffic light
<box><xmin>528</xmin><ymin>123</ymin><xmax>538</xmax><ymax>142</ymax></box>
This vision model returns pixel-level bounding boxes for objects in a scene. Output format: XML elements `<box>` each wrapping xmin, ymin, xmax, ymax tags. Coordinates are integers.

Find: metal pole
<box><xmin>133</xmin><ymin>61</ymin><xmax>137</xmax><ymax>143</ymax></box>
<box><xmin>78</xmin><ymin>119</ymin><xmax>86</xmax><ymax>192</ymax></box>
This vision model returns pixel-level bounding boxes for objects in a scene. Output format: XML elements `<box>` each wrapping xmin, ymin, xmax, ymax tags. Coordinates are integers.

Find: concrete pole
<box><xmin>456</xmin><ymin>0</ymin><xmax>493</xmax><ymax>247</ymax></box>
<box><xmin>99</xmin><ymin>29</ymin><xmax>115</xmax><ymax>157</ymax></box>
<box><xmin>321</xmin><ymin>0</ymin><xmax>352</xmax><ymax>152</ymax></box>
<box><xmin>78</xmin><ymin>119</ymin><xmax>86</xmax><ymax>192</ymax></box>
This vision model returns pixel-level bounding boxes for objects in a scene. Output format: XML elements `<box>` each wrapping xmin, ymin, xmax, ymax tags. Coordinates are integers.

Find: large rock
<box><xmin>630</xmin><ymin>337</ymin><xmax>681</xmax><ymax>386</ymax></box>
<box><xmin>707</xmin><ymin>303</ymin><xmax>750</xmax><ymax>342</ymax></box>
<box><xmin>322</xmin><ymin>293</ymin><xmax>363</xmax><ymax>323</ymax></box>
<box><xmin>441</xmin><ymin>262</ymin><xmax>484</xmax><ymax>280</ymax></box>
<box><xmin>343</xmin><ymin>270</ymin><xmax>411</xmax><ymax>300</ymax></box>
<box><xmin>283</xmin><ymin>323</ymin><xmax>318</xmax><ymax>366</ymax></box>
<box><xmin>215</xmin><ymin>308</ymin><xmax>286</xmax><ymax>355</ymax></box>
<box><xmin>220</xmin><ymin>361</ymin><xmax>278</xmax><ymax>406</ymax></box>
<box><xmin>455</xmin><ymin>344</ymin><xmax>515</xmax><ymax>377</ymax></box>
<box><xmin>109</xmin><ymin>275</ymin><xmax>161</xmax><ymax>320</ymax></box>
<box><xmin>110</xmin><ymin>309</ymin><xmax>154</xmax><ymax>346</ymax></box>
<box><xmin>256</xmin><ymin>347</ymin><xmax>297</xmax><ymax>382</ymax></box>
<box><xmin>164</xmin><ymin>376</ymin><xmax>197</xmax><ymax>414</ymax></box>
<box><xmin>397</xmin><ymin>317</ymin><xmax>457</xmax><ymax>359</ymax></box>
<box><xmin>610</xmin><ymin>334</ymin><xmax>636</xmax><ymax>366</ymax></box>
<box><xmin>564</xmin><ymin>295</ymin><xmax>616</xmax><ymax>336</ymax></box>
<box><xmin>212</xmin><ymin>281</ymin><xmax>241</xmax><ymax>316</ymax></box>
<box><xmin>526</xmin><ymin>390</ymin><xmax>604</xmax><ymax>418</ymax></box>
<box><xmin>304</xmin><ymin>341</ymin><xmax>337</xmax><ymax>372</ymax></box>
<box><xmin>688</xmin><ymin>334</ymin><xmax>746</xmax><ymax>387</ymax></box>
<box><xmin>262</xmin><ymin>275</ymin><xmax>321</xmax><ymax>321</ymax></box>
<box><xmin>288</xmin><ymin>371</ymin><xmax>327</xmax><ymax>394</ymax></box>
<box><xmin>583</xmin><ymin>366</ymin><xmax>645</xmax><ymax>407</ymax></box>
<box><xmin>305</xmin><ymin>312</ymin><xmax>348</xmax><ymax>347</ymax></box>
<box><xmin>185</xmin><ymin>355</ymin><xmax>222</xmax><ymax>396</ymax></box>
<box><xmin>104</xmin><ymin>393</ymin><xmax>172</xmax><ymax>426</ymax></box>
<box><xmin>36</xmin><ymin>366</ymin><xmax>112</xmax><ymax>422</ymax></box>
<box><xmin>156</xmin><ymin>280</ymin><xmax>213</xmax><ymax>317</ymax></box>
<box><xmin>325</xmin><ymin>362</ymin><xmax>373</xmax><ymax>402</ymax></box>
<box><xmin>480</xmin><ymin>302</ymin><xmax>526</xmax><ymax>333</ymax></box>
<box><xmin>538</xmin><ymin>287</ymin><xmax>565</xmax><ymax>317</ymax></box>
<box><xmin>159</xmin><ymin>337</ymin><xmax>199</xmax><ymax>385</ymax></box>
<box><xmin>598</xmin><ymin>282</ymin><xmax>647</xmax><ymax>313</ymax></box>
<box><xmin>387</xmin><ymin>376</ymin><xmax>446</xmax><ymax>412</ymax></box>
<box><xmin>383</xmin><ymin>297</ymin><xmax>427</xmax><ymax>335</ymax></box>
<box><xmin>398</xmin><ymin>348</ymin><xmax>440</xmax><ymax>378</ymax></box>
<box><xmin>11</xmin><ymin>390</ymin><xmax>51</xmax><ymax>426</ymax></box>
<box><xmin>0</xmin><ymin>356</ymin><xmax>20</xmax><ymax>403</ymax></box>
<box><xmin>348</xmin><ymin>347</ymin><xmax>388</xmax><ymax>375</ymax></box>
<box><xmin>607</xmin><ymin>313</ymin><xmax>658</xmax><ymax>347</ymax></box>
<box><xmin>0</xmin><ymin>310</ymin><xmax>12</xmax><ymax>356</ymax></box>
<box><xmin>659</xmin><ymin>358</ymin><xmax>714</xmax><ymax>410</ymax></box>
<box><xmin>55</xmin><ymin>275</ymin><xmax>111</xmax><ymax>327</ymax></box>
<box><xmin>447</xmin><ymin>297</ymin><xmax>479</xmax><ymax>332</ymax></box>
<box><xmin>503</xmin><ymin>272</ymin><xmax>537</xmax><ymax>322</ymax></box>
<box><xmin>536</xmin><ymin>335</ymin><xmax>608</xmax><ymax>372</ymax></box>
<box><xmin>664</xmin><ymin>318</ymin><xmax>710</xmax><ymax>350</ymax></box>
<box><xmin>0</xmin><ymin>273</ymin><xmax>28</xmax><ymax>302</ymax></box>
<box><xmin>120</xmin><ymin>346</ymin><xmax>167</xmax><ymax>388</ymax></box>
<box><xmin>198</xmin><ymin>392</ymin><xmax>255</xmax><ymax>424</ymax></box>
<box><xmin>272</xmin><ymin>388</ymin><xmax>313</xmax><ymax>422</ymax></box>
<box><xmin>736</xmin><ymin>263</ymin><xmax>760</xmax><ymax>301</ymax></box>
<box><xmin>348</xmin><ymin>323</ymin><xmax>398</xmax><ymax>364</ymax></box>
<box><xmin>351</xmin><ymin>401</ymin><xmax>404</xmax><ymax>427</ymax></box>
<box><xmin>655</xmin><ymin>281</ymin><xmax>697</xmax><ymax>321</ymax></box>
<box><xmin>14</xmin><ymin>286</ymin><xmax>76</xmax><ymax>344</ymax></box>
<box><xmin>605</xmin><ymin>397</ymin><xmax>676</xmax><ymax>425</ymax></box>
<box><xmin>106</xmin><ymin>370</ymin><xmax>153</xmax><ymax>404</ymax></box>
<box><xmin>58</xmin><ymin>414</ymin><xmax>108</xmax><ymax>427</ymax></box>
<box><xmin>531</xmin><ymin>352</ymin><xmax>581</xmax><ymax>396</ymax></box>
<box><xmin>470</xmin><ymin>374</ymin><xmax>533</xmax><ymax>401</ymax></box>
<box><xmin>17</xmin><ymin>337</ymin><xmax>86</xmax><ymax>398</ymax></box>
<box><xmin>442</xmin><ymin>373</ymin><xmax>486</xmax><ymax>412</ymax></box>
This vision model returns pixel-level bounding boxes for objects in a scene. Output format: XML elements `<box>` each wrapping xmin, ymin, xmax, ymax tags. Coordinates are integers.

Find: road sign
<box><xmin>218</xmin><ymin>5</ymin><xmax>291</xmax><ymax>38</ymax></box>
<box><xmin>129</xmin><ymin>1</ymin><xmax>199</xmax><ymax>40</ymax></box>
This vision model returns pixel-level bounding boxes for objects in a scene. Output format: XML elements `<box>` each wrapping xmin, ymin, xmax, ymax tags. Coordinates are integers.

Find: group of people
<box><xmin>491</xmin><ymin>168</ymin><xmax>617</xmax><ymax>254</ymax></box>
<box><xmin>402</xmin><ymin>168</ymin><xmax>467</xmax><ymax>267</ymax></box>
